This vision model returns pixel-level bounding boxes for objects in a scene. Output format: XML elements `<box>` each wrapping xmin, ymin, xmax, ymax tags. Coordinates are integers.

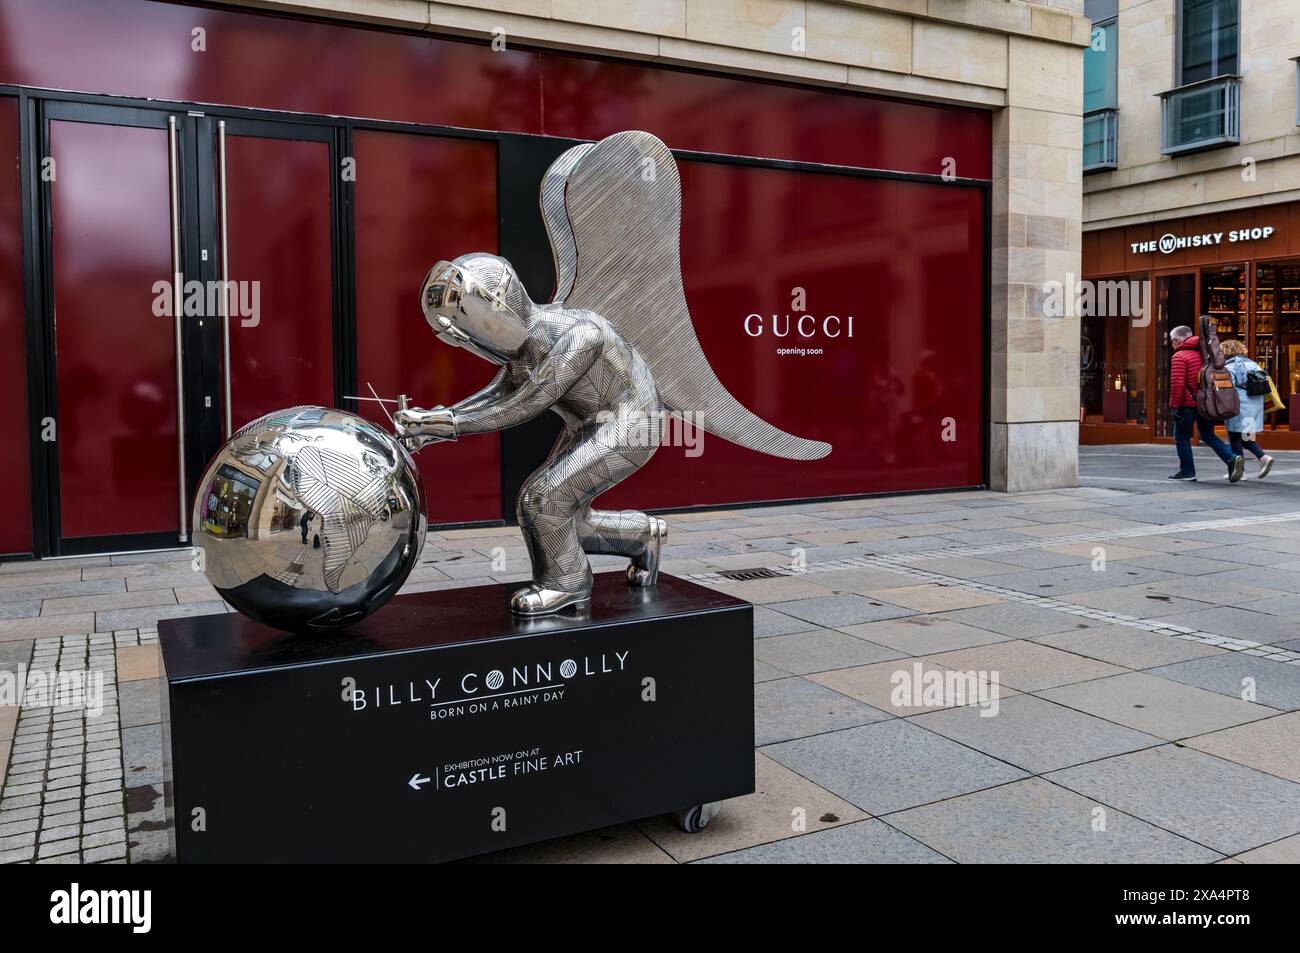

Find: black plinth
<box><xmin>159</xmin><ymin>573</ymin><xmax>754</xmax><ymax>863</ymax></box>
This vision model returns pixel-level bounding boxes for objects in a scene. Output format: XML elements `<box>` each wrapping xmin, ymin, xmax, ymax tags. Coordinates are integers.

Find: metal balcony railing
<box><xmin>1083</xmin><ymin>107</ymin><xmax>1118</xmax><ymax>172</ymax></box>
<box><xmin>1159</xmin><ymin>75</ymin><xmax>1241</xmax><ymax>156</ymax></box>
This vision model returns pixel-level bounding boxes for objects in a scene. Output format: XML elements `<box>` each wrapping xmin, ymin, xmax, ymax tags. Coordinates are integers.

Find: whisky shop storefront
<box><xmin>1081</xmin><ymin>201</ymin><xmax>1300</xmax><ymax>450</ymax></box>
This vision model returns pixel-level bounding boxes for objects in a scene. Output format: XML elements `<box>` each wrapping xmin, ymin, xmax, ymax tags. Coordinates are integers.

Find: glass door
<box><xmin>1154</xmin><ymin>271</ymin><xmax>1198</xmax><ymax>438</ymax></box>
<box><xmin>42</xmin><ymin>102</ymin><xmax>206</xmax><ymax>554</ymax></box>
<box><xmin>39</xmin><ymin>104</ymin><xmax>344</xmax><ymax>555</ymax></box>
<box><xmin>203</xmin><ymin>116</ymin><xmax>340</xmax><ymax>436</ymax></box>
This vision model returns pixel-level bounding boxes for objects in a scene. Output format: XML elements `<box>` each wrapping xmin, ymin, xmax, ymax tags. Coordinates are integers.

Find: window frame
<box><xmin>1175</xmin><ymin>0</ymin><xmax>1241</xmax><ymax>88</ymax></box>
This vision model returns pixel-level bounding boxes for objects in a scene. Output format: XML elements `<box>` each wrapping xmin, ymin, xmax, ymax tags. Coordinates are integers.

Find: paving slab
<box><xmin>983</xmin><ymin>549</ymin><xmax>1090</xmax><ymax>570</ymax></box>
<box><xmin>476</xmin><ymin>824</ymin><xmax>677</xmax><ymax>864</ymax></box>
<box><xmin>770</xmin><ymin>594</ymin><xmax>917</xmax><ymax>628</ymax></box>
<box><xmin>752</xmin><ymin>629</ymin><xmax>904</xmax><ymax>675</ymax></box>
<box><xmin>751</xmin><ymin>606</ymin><xmax>816</xmax><ymax>639</ymax></box>
<box><xmin>888</xmin><ymin>777</ymin><xmax>1220</xmax><ymax>864</ymax></box>
<box><xmin>1140</xmin><ymin>576</ymin><xmax>1287</xmax><ymax>605</ymax></box>
<box><xmin>115</xmin><ymin>645</ymin><xmax>160</xmax><ymax>682</ymax></box>
<box><xmin>696</xmin><ymin>819</ymin><xmax>950</xmax><ymax>864</ymax></box>
<box><xmin>986</xmin><ymin>565</ymin><xmax>1176</xmax><ymax>597</ymax></box>
<box><xmin>1150</xmin><ymin>606</ymin><xmax>1300</xmax><ymax>645</ymax></box>
<box><xmin>808</xmin><ymin>657</ymin><xmax>1013</xmax><ymax>717</ymax></box>
<box><xmin>1232</xmin><ymin>834</ymin><xmax>1300</xmax><ymax>864</ymax></box>
<box><xmin>95</xmin><ymin>602</ymin><xmax>228</xmax><ymax>633</ymax></box>
<box><xmin>701</xmin><ymin>575</ymin><xmax>836</xmax><ymax>605</ymax></box>
<box><xmin>909</xmin><ymin>695</ymin><xmax>1163</xmax><ymax>773</ymax></box>
<box><xmin>1033</xmin><ymin>625</ymin><xmax>1225</xmax><ymax>669</ymax></box>
<box><xmin>118</xmin><ymin>680</ymin><xmax>162</xmax><ymax>729</ymax></box>
<box><xmin>1145</xmin><ymin>654</ymin><xmax>1300</xmax><ymax>711</ymax></box>
<box><xmin>936</xmin><ymin>603</ymin><xmax>1106</xmax><ymax>639</ymax></box>
<box><xmin>863</xmin><ymin>584</ymin><xmax>1003</xmax><ymax>613</ymax></box>
<box><xmin>753</xmin><ymin>660</ymin><xmax>789</xmax><ymax>683</ymax></box>
<box><xmin>1060</xmin><ymin>586</ymin><xmax>1213</xmax><ymax>619</ymax></box>
<box><xmin>805</xmin><ymin>567</ymin><xmax>928</xmax><ymax>595</ymax></box>
<box><xmin>888</xmin><ymin>556</ymin><xmax>1022</xmax><ymax>578</ymax></box>
<box><xmin>636</xmin><ymin>753</ymin><xmax>868</xmax><ymax>862</ymax></box>
<box><xmin>754</xmin><ymin>677</ymin><xmax>891</xmax><ymax>746</ymax></box>
<box><xmin>1038</xmin><ymin>672</ymin><xmax>1278</xmax><ymax>740</ymax></box>
<box><xmin>1183</xmin><ymin>713</ymin><xmax>1300</xmax><ymax>783</ymax></box>
<box><xmin>1046</xmin><ymin>745</ymin><xmax>1300</xmax><ymax>856</ymax></box>
<box><xmin>762</xmin><ymin>719</ymin><xmax>1027</xmax><ymax>815</ymax></box>
<box><xmin>926</xmin><ymin>640</ymin><xmax>1126</xmax><ymax>693</ymax></box>
<box><xmin>839</xmin><ymin>616</ymin><xmax>1011</xmax><ymax>655</ymax></box>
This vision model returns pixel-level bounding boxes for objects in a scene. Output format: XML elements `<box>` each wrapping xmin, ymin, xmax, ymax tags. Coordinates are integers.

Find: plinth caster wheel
<box><xmin>675</xmin><ymin>801</ymin><xmax>722</xmax><ymax>834</ymax></box>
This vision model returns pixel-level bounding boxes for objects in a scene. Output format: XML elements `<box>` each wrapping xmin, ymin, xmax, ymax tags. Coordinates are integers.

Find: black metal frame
<box><xmin>1</xmin><ymin>76</ymin><xmax>992</xmax><ymax>559</ymax></box>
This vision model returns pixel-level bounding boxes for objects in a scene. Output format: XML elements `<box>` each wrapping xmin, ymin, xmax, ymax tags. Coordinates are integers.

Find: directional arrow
<box><xmin>409</xmin><ymin>773</ymin><xmax>431</xmax><ymax>791</ymax></box>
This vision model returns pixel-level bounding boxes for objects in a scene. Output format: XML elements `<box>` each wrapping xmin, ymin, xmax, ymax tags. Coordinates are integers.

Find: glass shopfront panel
<box><xmin>1080</xmin><ymin>273</ymin><xmax>1149</xmax><ymax>427</ymax></box>
<box><xmin>1202</xmin><ymin>264</ymin><xmax>1246</xmax><ymax>341</ymax></box>
<box><xmin>1254</xmin><ymin>260</ymin><xmax>1300</xmax><ymax>432</ymax></box>
<box><xmin>1154</xmin><ymin>273</ymin><xmax>1197</xmax><ymax>438</ymax></box>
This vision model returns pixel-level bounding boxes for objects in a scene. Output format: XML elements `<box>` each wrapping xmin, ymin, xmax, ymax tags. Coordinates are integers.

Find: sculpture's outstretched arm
<box><xmin>454</xmin><ymin>367</ymin><xmax>513</xmax><ymax>413</ymax></box>
<box><xmin>454</xmin><ymin>322</ymin><xmax>602</xmax><ymax>435</ymax></box>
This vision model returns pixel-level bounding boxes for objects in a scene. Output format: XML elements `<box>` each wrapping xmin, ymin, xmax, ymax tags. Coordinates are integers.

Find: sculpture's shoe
<box><xmin>627</xmin><ymin>517</ymin><xmax>668</xmax><ymax>587</ymax></box>
<box><xmin>509</xmin><ymin>584</ymin><xmax>592</xmax><ymax>616</ymax></box>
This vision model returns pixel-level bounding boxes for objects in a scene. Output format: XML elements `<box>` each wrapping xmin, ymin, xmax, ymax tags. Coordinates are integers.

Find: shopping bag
<box><xmin>1264</xmin><ymin>375</ymin><xmax>1287</xmax><ymax>416</ymax></box>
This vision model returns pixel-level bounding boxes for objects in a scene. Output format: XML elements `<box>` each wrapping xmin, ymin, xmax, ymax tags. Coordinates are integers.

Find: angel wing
<box><xmin>540</xmin><ymin>131</ymin><xmax>831</xmax><ymax>461</ymax></box>
<box><xmin>539</xmin><ymin>142</ymin><xmax>592</xmax><ymax>304</ymax></box>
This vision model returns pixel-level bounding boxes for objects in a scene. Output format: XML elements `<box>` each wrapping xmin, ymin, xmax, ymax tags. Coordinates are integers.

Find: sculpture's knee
<box><xmin>516</xmin><ymin>473</ymin><xmax>576</xmax><ymax>528</ymax></box>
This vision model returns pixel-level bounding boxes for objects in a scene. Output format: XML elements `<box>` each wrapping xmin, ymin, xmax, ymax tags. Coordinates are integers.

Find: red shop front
<box><xmin>0</xmin><ymin>0</ymin><xmax>991</xmax><ymax>559</ymax></box>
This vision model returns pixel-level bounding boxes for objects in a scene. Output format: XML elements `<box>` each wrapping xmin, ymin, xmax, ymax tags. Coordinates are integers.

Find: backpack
<box><xmin>1196</xmin><ymin>315</ymin><xmax>1240</xmax><ymax>423</ymax></box>
<box><xmin>1244</xmin><ymin>366</ymin><xmax>1271</xmax><ymax>397</ymax></box>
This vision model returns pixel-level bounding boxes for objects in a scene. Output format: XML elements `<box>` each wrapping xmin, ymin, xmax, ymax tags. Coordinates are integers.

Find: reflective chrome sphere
<box><xmin>193</xmin><ymin>406</ymin><xmax>427</xmax><ymax>632</ymax></box>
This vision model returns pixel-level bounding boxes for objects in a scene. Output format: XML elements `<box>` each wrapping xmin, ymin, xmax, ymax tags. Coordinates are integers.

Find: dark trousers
<box><xmin>1172</xmin><ymin>407</ymin><xmax>1236</xmax><ymax>475</ymax></box>
<box><xmin>1228</xmin><ymin>432</ymin><xmax>1265</xmax><ymax>459</ymax></box>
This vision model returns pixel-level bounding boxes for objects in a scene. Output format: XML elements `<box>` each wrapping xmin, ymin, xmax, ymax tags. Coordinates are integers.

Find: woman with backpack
<box><xmin>1221</xmin><ymin>338</ymin><xmax>1275</xmax><ymax>479</ymax></box>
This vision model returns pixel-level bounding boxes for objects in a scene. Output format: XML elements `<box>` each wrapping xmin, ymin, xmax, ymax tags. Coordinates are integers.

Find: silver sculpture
<box><xmin>397</xmin><ymin>131</ymin><xmax>829</xmax><ymax>616</ymax></box>
<box><xmin>192</xmin><ymin>407</ymin><xmax>426</xmax><ymax>631</ymax></box>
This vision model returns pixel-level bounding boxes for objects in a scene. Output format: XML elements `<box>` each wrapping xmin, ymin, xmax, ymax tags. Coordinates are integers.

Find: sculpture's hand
<box><xmin>394</xmin><ymin>406</ymin><xmax>458</xmax><ymax>450</ymax></box>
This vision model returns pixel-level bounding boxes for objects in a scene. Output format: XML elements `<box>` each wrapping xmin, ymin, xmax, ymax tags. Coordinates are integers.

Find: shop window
<box><xmin>1160</xmin><ymin>0</ymin><xmax>1241</xmax><ymax>155</ymax></box>
<box><xmin>1080</xmin><ymin>274</ymin><xmax>1148</xmax><ymax>426</ymax></box>
<box><xmin>1202</xmin><ymin>264</ymin><xmax>1246</xmax><ymax>341</ymax></box>
<box><xmin>1254</xmin><ymin>261</ymin><xmax>1300</xmax><ymax>432</ymax></box>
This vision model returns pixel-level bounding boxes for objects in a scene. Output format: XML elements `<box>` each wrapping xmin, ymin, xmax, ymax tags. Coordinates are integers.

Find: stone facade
<box><xmin>222</xmin><ymin>0</ymin><xmax>1091</xmax><ymax>491</ymax></box>
<box><xmin>1085</xmin><ymin>0</ymin><xmax>1300</xmax><ymax>229</ymax></box>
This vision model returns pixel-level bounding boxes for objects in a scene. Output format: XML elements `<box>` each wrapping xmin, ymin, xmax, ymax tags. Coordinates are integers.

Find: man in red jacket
<box><xmin>1168</xmin><ymin>325</ymin><xmax>1243</xmax><ymax>482</ymax></box>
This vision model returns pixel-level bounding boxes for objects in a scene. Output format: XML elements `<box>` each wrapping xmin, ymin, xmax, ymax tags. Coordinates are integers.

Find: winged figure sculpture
<box><xmin>396</xmin><ymin>131</ymin><xmax>831</xmax><ymax>616</ymax></box>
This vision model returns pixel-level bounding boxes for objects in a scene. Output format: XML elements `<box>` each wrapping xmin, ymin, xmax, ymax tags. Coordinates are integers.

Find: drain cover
<box><xmin>717</xmin><ymin>567</ymin><xmax>787</xmax><ymax>581</ymax></box>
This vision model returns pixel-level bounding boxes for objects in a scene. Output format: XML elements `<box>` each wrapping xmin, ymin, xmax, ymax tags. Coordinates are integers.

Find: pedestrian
<box><xmin>1221</xmin><ymin>338</ymin><xmax>1274</xmax><ymax>479</ymax></box>
<box><xmin>1167</xmin><ymin>324</ymin><xmax>1244</xmax><ymax>482</ymax></box>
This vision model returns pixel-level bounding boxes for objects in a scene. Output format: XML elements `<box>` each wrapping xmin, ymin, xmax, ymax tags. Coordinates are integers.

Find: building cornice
<box><xmin>210</xmin><ymin>1</ymin><xmax>1092</xmax><ymax>109</ymax></box>
<box><xmin>1083</xmin><ymin>188</ymin><xmax>1300</xmax><ymax>232</ymax></box>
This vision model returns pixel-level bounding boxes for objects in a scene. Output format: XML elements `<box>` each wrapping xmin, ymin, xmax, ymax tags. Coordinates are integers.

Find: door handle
<box><xmin>167</xmin><ymin>115</ymin><xmax>188</xmax><ymax>543</ymax></box>
<box><xmin>217</xmin><ymin>120</ymin><xmax>232</xmax><ymax>438</ymax></box>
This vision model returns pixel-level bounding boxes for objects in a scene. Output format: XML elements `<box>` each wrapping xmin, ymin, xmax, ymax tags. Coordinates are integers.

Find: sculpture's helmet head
<box><xmin>420</xmin><ymin>254</ymin><xmax>530</xmax><ymax>365</ymax></box>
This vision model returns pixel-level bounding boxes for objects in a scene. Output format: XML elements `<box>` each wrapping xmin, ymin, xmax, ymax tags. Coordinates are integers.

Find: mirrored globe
<box><xmin>193</xmin><ymin>406</ymin><xmax>427</xmax><ymax>632</ymax></box>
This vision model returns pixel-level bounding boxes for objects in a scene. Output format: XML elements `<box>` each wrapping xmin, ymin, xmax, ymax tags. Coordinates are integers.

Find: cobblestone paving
<box><xmin>2</xmin><ymin>445</ymin><xmax>1299</xmax><ymax>863</ymax></box>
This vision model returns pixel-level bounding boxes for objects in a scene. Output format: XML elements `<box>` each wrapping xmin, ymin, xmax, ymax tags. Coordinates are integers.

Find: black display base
<box><xmin>159</xmin><ymin>573</ymin><xmax>755</xmax><ymax>863</ymax></box>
